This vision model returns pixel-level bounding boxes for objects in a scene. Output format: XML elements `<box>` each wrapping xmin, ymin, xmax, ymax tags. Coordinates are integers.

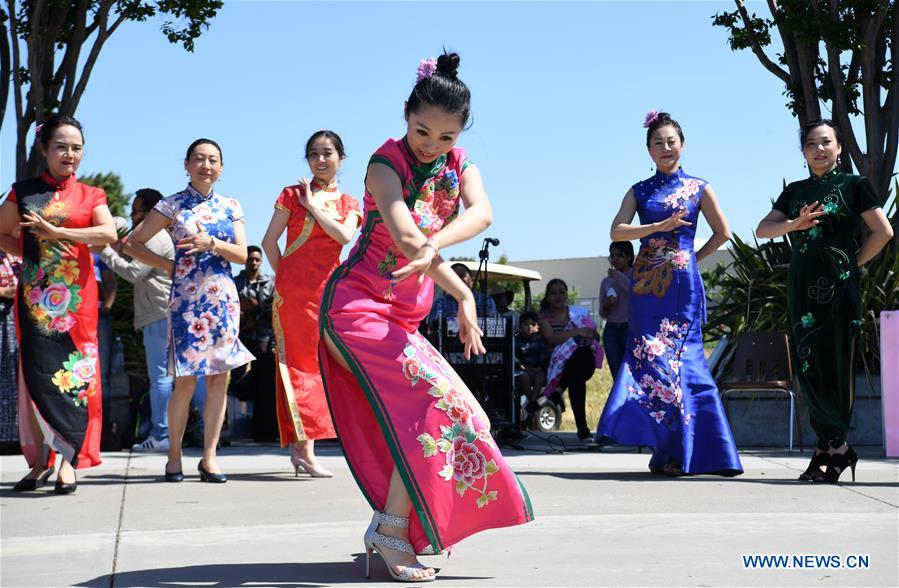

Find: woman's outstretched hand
<box><xmin>457</xmin><ymin>296</ymin><xmax>486</xmax><ymax>360</ymax></box>
<box><xmin>655</xmin><ymin>209</ymin><xmax>692</xmax><ymax>232</ymax></box>
<box><xmin>391</xmin><ymin>241</ymin><xmax>438</xmax><ymax>284</ymax></box>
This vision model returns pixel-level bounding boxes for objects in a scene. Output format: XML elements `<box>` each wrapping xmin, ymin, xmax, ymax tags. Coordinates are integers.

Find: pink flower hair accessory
<box><xmin>643</xmin><ymin>110</ymin><xmax>660</xmax><ymax>128</ymax></box>
<box><xmin>416</xmin><ymin>57</ymin><xmax>438</xmax><ymax>83</ymax></box>
<box><xmin>34</xmin><ymin>123</ymin><xmax>44</xmax><ymax>138</ymax></box>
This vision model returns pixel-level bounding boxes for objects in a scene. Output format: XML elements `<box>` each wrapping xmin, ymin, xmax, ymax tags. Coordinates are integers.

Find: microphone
<box><xmin>483</xmin><ymin>238</ymin><xmax>500</xmax><ymax>247</ymax></box>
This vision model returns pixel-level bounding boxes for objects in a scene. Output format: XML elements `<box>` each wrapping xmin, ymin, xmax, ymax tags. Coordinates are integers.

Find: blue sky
<box><xmin>2</xmin><ymin>1</ymin><xmax>808</xmax><ymax>269</ymax></box>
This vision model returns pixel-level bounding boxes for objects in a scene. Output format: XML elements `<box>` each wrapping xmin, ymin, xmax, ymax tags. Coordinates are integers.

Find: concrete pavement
<box><xmin>2</xmin><ymin>436</ymin><xmax>897</xmax><ymax>587</ymax></box>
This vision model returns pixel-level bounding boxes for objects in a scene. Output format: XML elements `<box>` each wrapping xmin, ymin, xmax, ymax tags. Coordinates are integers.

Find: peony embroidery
<box><xmin>661</xmin><ymin>179</ymin><xmax>702</xmax><ymax>210</ymax></box>
<box><xmin>52</xmin><ymin>346</ymin><xmax>98</xmax><ymax>406</ymax></box>
<box><xmin>20</xmin><ymin>225</ymin><xmax>83</xmax><ymax>335</ymax></box>
<box><xmin>402</xmin><ymin>340</ymin><xmax>500</xmax><ymax>508</ymax></box>
<box><xmin>627</xmin><ymin>318</ymin><xmax>692</xmax><ymax>428</ymax></box>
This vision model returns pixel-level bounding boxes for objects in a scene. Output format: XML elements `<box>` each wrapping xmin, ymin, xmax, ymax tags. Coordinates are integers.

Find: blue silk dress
<box><xmin>596</xmin><ymin>169</ymin><xmax>743</xmax><ymax>476</ymax></box>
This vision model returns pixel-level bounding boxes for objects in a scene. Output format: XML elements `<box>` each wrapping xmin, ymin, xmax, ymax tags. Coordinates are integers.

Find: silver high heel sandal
<box><xmin>289</xmin><ymin>443</ymin><xmax>334</xmax><ymax>478</ymax></box>
<box><xmin>364</xmin><ymin>511</ymin><xmax>437</xmax><ymax>582</ymax></box>
<box><xmin>366</xmin><ymin>512</ymin><xmax>447</xmax><ymax>557</ymax></box>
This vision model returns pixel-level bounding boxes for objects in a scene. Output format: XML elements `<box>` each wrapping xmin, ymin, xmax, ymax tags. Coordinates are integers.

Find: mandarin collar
<box><xmin>400</xmin><ymin>136</ymin><xmax>446</xmax><ymax>176</ymax></box>
<box><xmin>810</xmin><ymin>166</ymin><xmax>840</xmax><ymax>182</ymax></box>
<box><xmin>41</xmin><ymin>170</ymin><xmax>76</xmax><ymax>190</ymax></box>
<box><xmin>311</xmin><ymin>177</ymin><xmax>338</xmax><ymax>192</ymax></box>
<box><xmin>186</xmin><ymin>183</ymin><xmax>215</xmax><ymax>201</ymax></box>
<box><xmin>653</xmin><ymin>167</ymin><xmax>685</xmax><ymax>183</ymax></box>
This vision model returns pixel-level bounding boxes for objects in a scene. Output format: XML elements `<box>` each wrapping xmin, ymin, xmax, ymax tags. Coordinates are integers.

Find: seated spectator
<box><xmin>516</xmin><ymin>311</ymin><xmax>548</xmax><ymax>416</ymax></box>
<box><xmin>599</xmin><ymin>241</ymin><xmax>634</xmax><ymax>381</ymax></box>
<box><xmin>429</xmin><ymin>263</ymin><xmax>497</xmax><ymax>324</ymax></box>
<box><xmin>490</xmin><ymin>284</ymin><xmax>519</xmax><ymax>327</ymax></box>
<box><xmin>538</xmin><ymin>278</ymin><xmax>603</xmax><ymax>444</ymax></box>
<box><xmin>231</xmin><ymin>245</ymin><xmax>277</xmax><ymax>441</ymax></box>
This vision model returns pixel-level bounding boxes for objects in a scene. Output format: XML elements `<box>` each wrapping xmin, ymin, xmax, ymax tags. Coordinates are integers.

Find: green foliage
<box><xmin>704</xmin><ymin>182</ymin><xmax>898</xmax><ymax>374</ymax></box>
<box><xmin>79</xmin><ymin>171</ymin><xmax>131</xmax><ymax>218</ymax></box>
<box><xmin>712</xmin><ymin>0</ymin><xmax>892</xmax><ymax>118</ymax></box>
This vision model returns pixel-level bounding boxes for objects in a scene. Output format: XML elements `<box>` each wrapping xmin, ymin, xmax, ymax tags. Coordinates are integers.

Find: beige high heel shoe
<box><xmin>289</xmin><ymin>443</ymin><xmax>334</xmax><ymax>478</ymax></box>
<box><xmin>363</xmin><ymin>511</ymin><xmax>436</xmax><ymax>582</ymax></box>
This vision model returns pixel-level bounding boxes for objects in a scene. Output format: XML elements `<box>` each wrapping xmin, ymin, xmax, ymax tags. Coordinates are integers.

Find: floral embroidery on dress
<box><xmin>626</xmin><ymin>318</ymin><xmax>693</xmax><ymax>428</ymax></box>
<box><xmin>632</xmin><ymin>238</ymin><xmax>691</xmax><ymax>298</ymax></box>
<box><xmin>377</xmin><ymin>246</ymin><xmax>399</xmax><ymax>301</ymax></box>
<box><xmin>403</xmin><ymin>340</ymin><xmax>499</xmax><ymax>508</ymax></box>
<box><xmin>51</xmin><ymin>344</ymin><xmax>98</xmax><ymax>406</ymax></box>
<box><xmin>21</xmin><ymin>239</ymin><xmax>83</xmax><ymax>335</ymax></box>
<box><xmin>412</xmin><ymin>169</ymin><xmax>460</xmax><ymax>236</ymax></box>
<box><xmin>661</xmin><ymin>178</ymin><xmax>702</xmax><ymax>210</ymax></box>
<box><xmin>800</xmin><ymin>312</ymin><xmax>815</xmax><ymax>328</ymax></box>
<box><xmin>808</xmin><ymin>226</ymin><xmax>822</xmax><ymax>239</ymax></box>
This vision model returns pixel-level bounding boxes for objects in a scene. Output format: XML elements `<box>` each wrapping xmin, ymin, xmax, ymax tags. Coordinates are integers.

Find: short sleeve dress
<box><xmin>272</xmin><ymin>177</ymin><xmax>361</xmax><ymax>445</ymax></box>
<box><xmin>772</xmin><ymin>168</ymin><xmax>882</xmax><ymax>448</ymax></box>
<box><xmin>153</xmin><ymin>184</ymin><xmax>254</xmax><ymax>376</ymax></box>
<box><xmin>9</xmin><ymin>171</ymin><xmax>107</xmax><ymax>469</ymax></box>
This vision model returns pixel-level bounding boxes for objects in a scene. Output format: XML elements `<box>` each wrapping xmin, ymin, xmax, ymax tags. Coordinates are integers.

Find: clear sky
<box><xmin>1</xmin><ymin>0</ymin><xmax>809</xmax><ymax>270</ymax></box>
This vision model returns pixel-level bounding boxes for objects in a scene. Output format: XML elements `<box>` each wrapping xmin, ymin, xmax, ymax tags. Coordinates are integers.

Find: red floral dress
<box><xmin>8</xmin><ymin>171</ymin><xmax>105</xmax><ymax>469</ymax></box>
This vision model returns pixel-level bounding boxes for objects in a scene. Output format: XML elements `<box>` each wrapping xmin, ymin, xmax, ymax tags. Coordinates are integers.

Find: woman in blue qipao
<box><xmin>596</xmin><ymin>111</ymin><xmax>742</xmax><ymax>477</ymax></box>
<box><xmin>129</xmin><ymin>138</ymin><xmax>253</xmax><ymax>484</ymax></box>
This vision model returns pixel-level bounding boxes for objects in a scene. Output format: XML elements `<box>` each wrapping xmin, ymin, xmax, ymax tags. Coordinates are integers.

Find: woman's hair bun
<box><xmin>436</xmin><ymin>52</ymin><xmax>461</xmax><ymax>78</ymax></box>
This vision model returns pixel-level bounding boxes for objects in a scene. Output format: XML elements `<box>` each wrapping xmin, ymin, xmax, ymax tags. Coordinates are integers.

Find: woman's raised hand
<box><xmin>457</xmin><ymin>296</ymin><xmax>486</xmax><ymax>360</ymax></box>
<box><xmin>655</xmin><ymin>209</ymin><xmax>692</xmax><ymax>232</ymax></box>
<box><xmin>791</xmin><ymin>201</ymin><xmax>826</xmax><ymax>232</ymax></box>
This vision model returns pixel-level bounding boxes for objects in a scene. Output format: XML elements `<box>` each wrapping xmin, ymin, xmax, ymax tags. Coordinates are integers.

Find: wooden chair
<box><xmin>718</xmin><ymin>331</ymin><xmax>803</xmax><ymax>452</ymax></box>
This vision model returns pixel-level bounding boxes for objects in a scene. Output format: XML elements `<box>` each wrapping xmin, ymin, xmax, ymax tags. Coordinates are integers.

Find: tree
<box><xmin>1</xmin><ymin>0</ymin><xmax>223</xmax><ymax>180</ymax></box>
<box><xmin>712</xmin><ymin>1</ymin><xmax>898</xmax><ymax>213</ymax></box>
<box><xmin>80</xmin><ymin>170</ymin><xmax>129</xmax><ymax>217</ymax></box>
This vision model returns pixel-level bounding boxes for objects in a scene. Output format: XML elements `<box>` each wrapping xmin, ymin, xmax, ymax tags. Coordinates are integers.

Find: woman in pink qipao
<box><xmin>319</xmin><ymin>53</ymin><xmax>533</xmax><ymax>583</ymax></box>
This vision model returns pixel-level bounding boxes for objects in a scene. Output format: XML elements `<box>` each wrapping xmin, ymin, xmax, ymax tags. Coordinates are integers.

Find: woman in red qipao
<box><xmin>262</xmin><ymin>130</ymin><xmax>361</xmax><ymax>478</ymax></box>
<box><xmin>0</xmin><ymin>114</ymin><xmax>117</xmax><ymax>494</ymax></box>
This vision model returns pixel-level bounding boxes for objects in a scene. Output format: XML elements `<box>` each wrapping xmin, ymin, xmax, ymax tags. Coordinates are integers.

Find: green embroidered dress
<box><xmin>772</xmin><ymin>168</ymin><xmax>882</xmax><ymax>448</ymax></box>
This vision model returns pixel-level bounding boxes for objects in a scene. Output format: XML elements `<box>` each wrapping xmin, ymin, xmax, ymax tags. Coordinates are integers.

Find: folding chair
<box><xmin>718</xmin><ymin>331</ymin><xmax>803</xmax><ymax>452</ymax></box>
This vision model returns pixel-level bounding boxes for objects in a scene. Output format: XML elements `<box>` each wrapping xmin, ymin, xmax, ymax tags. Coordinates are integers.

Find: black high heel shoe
<box><xmin>198</xmin><ymin>460</ymin><xmax>227</xmax><ymax>483</ymax></box>
<box><xmin>817</xmin><ymin>446</ymin><xmax>858</xmax><ymax>484</ymax></box>
<box><xmin>798</xmin><ymin>452</ymin><xmax>830</xmax><ymax>481</ymax></box>
<box><xmin>12</xmin><ymin>467</ymin><xmax>55</xmax><ymax>492</ymax></box>
<box><xmin>54</xmin><ymin>471</ymin><xmax>77</xmax><ymax>495</ymax></box>
<box><xmin>164</xmin><ymin>462</ymin><xmax>184</xmax><ymax>483</ymax></box>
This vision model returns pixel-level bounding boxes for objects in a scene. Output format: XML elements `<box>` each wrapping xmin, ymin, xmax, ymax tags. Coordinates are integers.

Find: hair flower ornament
<box><xmin>34</xmin><ymin>123</ymin><xmax>44</xmax><ymax>138</ymax></box>
<box><xmin>643</xmin><ymin>110</ymin><xmax>660</xmax><ymax>128</ymax></box>
<box><xmin>416</xmin><ymin>57</ymin><xmax>437</xmax><ymax>83</ymax></box>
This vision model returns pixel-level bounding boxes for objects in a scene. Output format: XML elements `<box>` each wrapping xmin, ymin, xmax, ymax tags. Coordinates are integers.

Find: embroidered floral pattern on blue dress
<box><xmin>154</xmin><ymin>185</ymin><xmax>254</xmax><ymax>376</ymax></box>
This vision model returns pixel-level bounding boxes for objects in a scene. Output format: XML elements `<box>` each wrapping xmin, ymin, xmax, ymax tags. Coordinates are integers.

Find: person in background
<box><xmin>516</xmin><ymin>310</ymin><xmax>549</xmax><ymax>417</ymax></box>
<box><xmin>231</xmin><ymin>244</ymin><xmax>277</xmax><ymax>442</ymax></box>
<box><xmin>599</xmin><ymin>240</ymin><xmax>634</xmax><ymax>380</ymax></box>
<box><xmin>429</xmin><ymin>262</ymin><xmax>497</xmax><ymax>324</ymax></box>
<box><xmin>94</xmin><ymin>247</ymin><xmax>116</xmax><ymax>436</ymax></box>
<box><xmin>100</xmin><ymin>188</ymin><xmax>174</xmax><ymax>451</ymax></box>
<box><xmin>0</xmin><ymin>251</ymin><xmax>22</xmax><ymax>450</ymax></box>
<box><xmin>538</xmin><ymin>278</ymin><xmax>601</xmax><ymax>443</ymax></box>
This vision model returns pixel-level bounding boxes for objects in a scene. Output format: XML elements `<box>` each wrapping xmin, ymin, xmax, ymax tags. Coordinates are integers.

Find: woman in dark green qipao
<box><xmin>757</xmin><ymin>120</ymin><xmax>893</xmax><ymax>484</ymax></box>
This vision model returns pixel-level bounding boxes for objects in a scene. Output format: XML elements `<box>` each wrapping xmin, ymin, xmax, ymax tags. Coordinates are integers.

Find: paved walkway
<box><xmin>2</xmin><ymin>436</ymin><xmax>897</xmax><ymax>587</ymax></box>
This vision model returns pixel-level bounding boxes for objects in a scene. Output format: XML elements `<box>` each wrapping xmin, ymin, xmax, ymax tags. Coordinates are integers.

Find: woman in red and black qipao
<box><xmin>0</xmin><ymin>115</ymin><xmax>117</xmax><ymax>493</ymax></box>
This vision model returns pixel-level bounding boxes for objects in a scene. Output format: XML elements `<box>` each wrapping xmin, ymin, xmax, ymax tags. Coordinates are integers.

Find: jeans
<box><xmin>142</xmin><ymin>318</ymin><xmax>173</xmax><ymax>441</ymax></box>
<box><xmin>602</xmin><ymin>322</ymin><xmax>629</xmax><ymax>382</ymax></box>
<box><xmin>98</xmin><ymin>311</ymin><xmax>113</xmax><ymax>424</ymax></box>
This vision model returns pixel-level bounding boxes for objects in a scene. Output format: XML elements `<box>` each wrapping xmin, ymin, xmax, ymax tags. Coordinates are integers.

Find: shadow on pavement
<box><xmin>77</xmin><ymin>555</ymin><xmax>491</xmax><ymax>587</ymax></box>
<box><xmin>516</xmin><ymin>470</ymin><xmax>899</xmax><ymax>487</ymax></box>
